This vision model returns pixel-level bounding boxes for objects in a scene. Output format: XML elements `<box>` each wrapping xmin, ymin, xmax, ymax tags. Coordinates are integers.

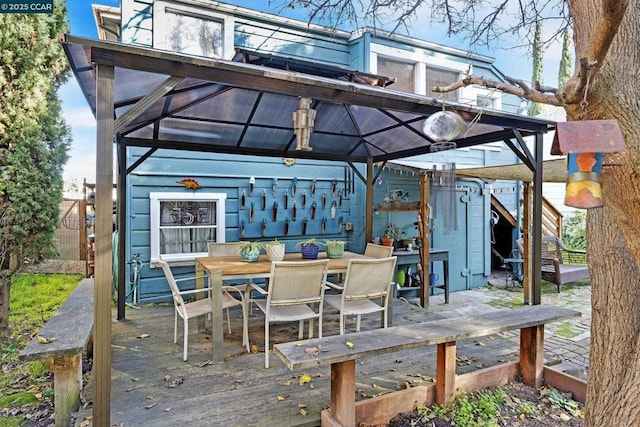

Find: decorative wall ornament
<box><xmin>292</xmin><ymin>97</ymin><xmax>316</xmax><ymax>151</ymax></box>
<box><xmin>177</xmin><ymin>178</ymin><xmax>203</xmax><ymax>190</ymax></box>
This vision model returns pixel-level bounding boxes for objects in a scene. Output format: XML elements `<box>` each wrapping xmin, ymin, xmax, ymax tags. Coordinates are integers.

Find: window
<box><xmin>165</xmin><ymin>11</ymin><xmax>224</xmax><ymax>58</ymax></box>
<box><xmin>150</xmin><ymin>192</ymin><xmax>226</xmax><ymax>263</ymax></box>
<box><xmin>377</xmin><ymin>58</ymin><xmax>415</xmax><ymax>93</ymax></box>
<box><xmin>425</xmin><ymin>66</ymin><xmax>459</xmax><ymax>102</ymax></box>
<box><xmin>477</xmin><ymin>95</ymin><xmax>496</xmax><ymax>109</ymax></box>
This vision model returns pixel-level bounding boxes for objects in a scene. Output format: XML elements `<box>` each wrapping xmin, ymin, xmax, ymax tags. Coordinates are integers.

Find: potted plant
<box><xmin>324</xmin><ymin>239</ymin><xmax>345</xmax><ymax>259</ymax></box>
<box><xmin>381</xmin><ymin>224</ymin><xmax>400</xmax><ymax>247</ymax></box>
<box><xmin>236</xmin><ymin>241</ymin><xmax>265</xmax><ymax>262</ymax></box>
<box><xmin>265</xmin><ymin>239</ymin><xmax>286</xmax><ymax>261</ymax></box>
<box><xmin>296</xmin><ymin>238</ymin><xmax>323</xmax><ymax>259</ymax></box>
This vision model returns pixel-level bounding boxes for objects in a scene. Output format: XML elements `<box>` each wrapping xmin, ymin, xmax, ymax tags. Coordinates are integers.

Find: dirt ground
<box><xmin>388</xmin><ymin>381</ymin><xmax>584</xmax><ymax>427</ymax></box>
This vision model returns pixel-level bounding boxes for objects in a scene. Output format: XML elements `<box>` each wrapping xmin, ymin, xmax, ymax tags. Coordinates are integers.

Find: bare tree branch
<box><xmin>434</xmin><ymin>75</ymin><xmax>562</xmax><ymax>106</ymax></box>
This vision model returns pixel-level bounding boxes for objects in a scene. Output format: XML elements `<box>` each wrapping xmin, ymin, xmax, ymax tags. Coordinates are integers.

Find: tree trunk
<box><xmin>571</xmin><ymin>1</ymin><xmax>640</xmax><ymax>424</ymax></box>
<box><xmin>0</xmin><ymin>279</ymin><xmax>10</xmax><ymax>344</ymax></box>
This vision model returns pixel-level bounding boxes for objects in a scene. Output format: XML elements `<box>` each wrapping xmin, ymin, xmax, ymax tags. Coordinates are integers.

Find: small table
<box><xmin>195</xmin><ymin>251</ymin><xmax>371</xmax><ymax>362</ymax></box>
<box><xmin>392</xmin><ymin>248</ymin><xmax>449</xmax><ymax>304</ymax></box>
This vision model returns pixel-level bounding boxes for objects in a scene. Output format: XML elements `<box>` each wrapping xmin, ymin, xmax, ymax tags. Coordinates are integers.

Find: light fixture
<box><xmin>423</xmin><ymin>110</ymin><xmax>465</xmax><ymax>152</ymax></box>
<box><xmin>292</xmin><ymin>97</ymin><xmax>316</xmax><ymax>151</ymax></box>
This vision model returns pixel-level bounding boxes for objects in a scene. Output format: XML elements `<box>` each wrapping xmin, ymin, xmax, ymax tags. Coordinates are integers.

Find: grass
<box><xmin>1</xmin><ymin>273</ymin><xmax>82</xmax><ymax>425</ymax></box>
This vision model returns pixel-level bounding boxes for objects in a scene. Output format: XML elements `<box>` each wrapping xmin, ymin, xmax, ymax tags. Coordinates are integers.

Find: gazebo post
<box><xmin>93</xmin><ymin>62</ymin><xmax>114</xmax><ymax>426</ymax></box>
<box><xmin>365</xmin><ymin>157</ymin><xmax>374</xmax><ymax>245</ymax></box>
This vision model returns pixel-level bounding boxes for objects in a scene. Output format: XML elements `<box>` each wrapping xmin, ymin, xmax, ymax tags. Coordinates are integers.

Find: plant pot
<box><xmin>239</xmin><ymin>247</ymin><xmax>260</xmax><ymax>262</ymax></box>
<box><xmin>265</xmin><ymin>243</ymin><xmax>285</xmax><ymax>261</ymax></box>
<box><xmin>300</xmin><ymin>244</ymin><xmax>320</xmax><ymax>259</ymax></box>
<box><xmin>326</xmin><ymin>243</ymin><xmax>345</xmax><ymax>259</ymax></box>
<box><xmin>380</xmin><ymin>238</ymin><xmax>394</xmax><ymax>247</ymax></box>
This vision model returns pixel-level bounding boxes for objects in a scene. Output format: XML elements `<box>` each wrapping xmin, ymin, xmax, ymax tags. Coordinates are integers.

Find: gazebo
<box><xmin>60</xmin><ymin>33</ymin><xmax>556</xmax><ymax>425</ymax></box>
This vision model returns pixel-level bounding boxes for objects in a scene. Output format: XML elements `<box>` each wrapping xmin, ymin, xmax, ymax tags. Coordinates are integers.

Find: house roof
<box><xmin>60</xmin><ymin>34</ymin><xmax>556</xmax><ymax>164</ymax></box>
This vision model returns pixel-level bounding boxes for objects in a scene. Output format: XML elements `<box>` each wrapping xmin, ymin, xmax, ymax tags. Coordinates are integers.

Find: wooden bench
<box><xmin>517</xmin><ymin>237</ymin><xmax>590</xmax><ymax>292</ymax></box>
<box><xmin>274</xmin><ymin>304</ymin><xmax>581</xmax><ymax>427</ymax></box>
<box><xmin>19</xmin><ymin>278</ymin><xmax>94</xmax><ymax>427</ymax></box>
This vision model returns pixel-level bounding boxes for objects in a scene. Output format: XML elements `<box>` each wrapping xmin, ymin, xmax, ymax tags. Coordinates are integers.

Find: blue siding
<box><xmin>127</xmin><ymin>148</ymin><xmax>366</xmax><ymax>300</ymax></box>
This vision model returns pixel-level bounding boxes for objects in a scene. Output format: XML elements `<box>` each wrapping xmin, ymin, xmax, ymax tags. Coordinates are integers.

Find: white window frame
<box><xmin>150</xmin><ymin>192</ymin><xmax>226</xmax><ymax>264</ymax></box>
<box><xmin>153</xmin><ymin>1</ymin><xmax>234</xmax><ymax>58</ymax></box>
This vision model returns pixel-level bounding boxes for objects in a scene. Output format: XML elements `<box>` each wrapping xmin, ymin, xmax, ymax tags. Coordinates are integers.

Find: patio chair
<box><xmin>248</xmin><ymin>259</ymin><xmax>329</xmax><ymax>368</ymax></box>
<box><xmin>364</xmin><ymin>243</ymin><xmax>395</xmax><ymax>258</ymax></box>
<box><xmin>157</xmin><ymin>260</ymin><xmax>249</xmax><ymax>361</ymax></box>
<box><xmin>324</xmin><ymin>256</ymin><xmax>397</xmax><ymax>335</ymax></box>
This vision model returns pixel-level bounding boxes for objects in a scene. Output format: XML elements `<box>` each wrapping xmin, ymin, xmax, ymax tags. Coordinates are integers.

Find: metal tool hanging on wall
<box><xmin>291</xmin><ymin>177</ymin><xmax>297</xmax><ymax>196</ymax></box>
<box><xmin>321</xmin><ymin>217</ymin><xmax>327</xmax><ymax>234</ymax></box>
<box><xmin>261</xmin><ymin>189</ymin><xmax>267</xmax><ymax>210</ymax></box>
<box><xmin>249</xmin><ymin>202</ymin><xmax>254</xmax><ymax>223</ymax></box>
<box><xmin>249</xmin><ymin>176</ymin><xmax>255</xmax><ymax>196</ymax></box>
<box><xmin>284</xmin><ymin>189</ymin><xmax>289</xmax><ymax>209</ymax></box>
<box><xmin>330</xmin><ymin>201</ymin><xmax>337</xmax><ymax>219</ymax></box>
<box><xmin>272</xmin><ymin>178</ymin><xmax>278</xmax><ymax>197</ymax></box>
<box><xmin>337</xmin><ymin>189</ymin><xmax>343</xmax><ymax>208</ymax></box>
<box><xmin>272</xmin><ymin>201</ymin><xmax>278</xmax><ymax>222</ymax></box>
<box><xmin>311</xmin><ymin>179</ymin><xmax>316</xmax><ymax>197</ymax></box>
<box><xmin>292</xmin><ymin>202</ymin><xmax>297</xmax><ymax>221</ymax></box>
<box><xmin>301</xmin><ymin>190</ymin><xmax>307</xmax><ymax>208</ymax></box>
<box><xmin>338</xmin><ymin>216</ymin><xmax>344</xmax><ymax>233</ymax></box>
<box><xmin>240</xmin><ymin>188</ymin><xmax>246</xmax><ymax>210</ymax></box>
<box><xmin>302</xmin><ymin>217</ymin><xmax>308</xmax><ymax>235</ymax></box>
<box><xmin>262</xmin><ymin>218</ymin><xmax>267</xmax><ymax>237</ymax></box>
<box><xmin>284</xmin><ymin>217</ymin><xmax>290</xmax><ymax>235</ymax></box>
<box><xmin>241</xmin><ymin>220</ymin><xmax>246</xmax><ymax>238</ymax></box>
<box><xmin>310</xmin><ymin>201</ymin><xmax>317</xmax><ymax>219</ymax></box>
<box><xmin>322</xmin><ymin>192</ymin><xmax>327</xmax><ymax>210</ymax></box>
<box><xmin>331</xmin><ymin>179</ymin><xmax>337</xmax><ymax>197</ymax></box>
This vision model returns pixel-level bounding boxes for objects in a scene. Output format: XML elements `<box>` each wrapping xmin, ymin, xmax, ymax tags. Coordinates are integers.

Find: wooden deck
<box><xmin>80</xmin><ymin>296</ymin><xmax>550</xmax><ymax>426</ymax></box>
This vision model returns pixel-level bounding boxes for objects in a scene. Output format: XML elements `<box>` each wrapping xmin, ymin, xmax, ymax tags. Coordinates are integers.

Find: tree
<box><xmin>557</xmin><ymin>29</ymin><xmax>572</xmax><ymax>86</ymax></box>
<box><xmin>528</xmin><ymin>21</ymin><xmax>544</xmax><ymax>116</ymax></box>
<box><xmin>289</xmin><ymin>0</ymin><xmax>638</xmax><ymax>425</ymax></box>
<box><xmin>0</xmin><ymin>3</ymin><xmax>71</xmax><ymax>343</ymax></box>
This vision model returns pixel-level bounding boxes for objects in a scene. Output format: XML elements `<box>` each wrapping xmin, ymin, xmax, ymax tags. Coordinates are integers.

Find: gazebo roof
<box><xmin>60</xmin><ymin>34</ymin><xmax>556</xmax><ymax>163</ymax></box>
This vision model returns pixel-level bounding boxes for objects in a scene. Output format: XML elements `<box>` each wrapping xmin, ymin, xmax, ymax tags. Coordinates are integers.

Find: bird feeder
<box><xmin>551</xmin><ymin>120</ymin><xmax>625</xmax><ymax>209</ymax></box>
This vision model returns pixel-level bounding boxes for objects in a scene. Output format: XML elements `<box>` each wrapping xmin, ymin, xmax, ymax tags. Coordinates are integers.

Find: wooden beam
<box><xmin>93</xmin><ymin>62</ymin><xmax>114</xmax><ymax>426</ymax></box>
<box><xmin>330</xmin><ymin>360</ymin><xmax>356</xmax><ymax>427</ymax></box>
<box><xmin>523</xmin><ymin>183</ymin><xmax>532</xmax><ymax>304</ymax></box>
<box><xmin>114</xmin><ymin>75</ymin><xmax>184</xmax><ymax>133</ymax></box>
<box><xmin>50</xmin><ymin>355</ymin><xmax>82</xmax><ymax>427</ymax></box>
<box><xmin>419</xmin><ymin>173</ymin><xmax>430</xmax><ymax>308</ymax></box>
<box><xmin>543</xmin><ymin>365</ymin><xmax>587</xmax><ymax>403</ymax></box>
<box><xmin>436</xmin><ymin>341</ymin><xmax>456</xmax><ymax>405</ymax></box>
<box><xmin>520</xmin><ymin>325</ymin><xmax>544</xmax><ymax>388</ymax></box>
<box><xmin>209</xmin><ymin>269</ymin><xmax>224</xmax><ymax>363</ymax></box>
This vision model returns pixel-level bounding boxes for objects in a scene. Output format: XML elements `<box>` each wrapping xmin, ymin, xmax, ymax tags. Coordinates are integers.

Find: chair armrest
<box><xmin>324</xmin><ymin>281</ymin><xmax>344</xmax><ymax>291</ymax></box>
<box><xmin>248</xmin><ymin>282</ymin><xmax>268</xmax><ymax>296</ymax></box>
<box><xmin>223</xmin><ymin>285</ymin><xmax>245</xmax><ymax>300</ymax></box>
<box><xmin>177</xmin><ymin>287</ymin><xmax>212</xmax><ymax>297</ymax></box>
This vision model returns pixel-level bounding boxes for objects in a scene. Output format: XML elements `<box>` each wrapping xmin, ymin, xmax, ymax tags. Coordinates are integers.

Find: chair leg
<box><xmin>183</xmin><ymin>317</ymin><xmax>189</xmax><ymax>361</ymax></box>
<box><xmin>298</xmin><ymin>320</ymin><xmax>304</xmax><ymax>339</ymax></box>
<box><xmin>308</xmin><ymin>319</ymin><xmax>314</xmax><ymax>339</ymax></box>
<box><xmin>356</xmin><ymin>315</ymin><xmax>361</xmax><ymax>332</ymax></box>
<box><xmin>265</xmin><ymin>320</ymin><xmax>270</xmax><ymax>368</ymax></box>
<box><xmin>241</xmin><ymin>302</ymin><xmax>250</xmax><ymax>352</ymax></box>
<box><xmin>339</xmin><ymin>315</ymin><xmax>345</xmax><ymax>335</ymax></box>
<box><xmin>318</xmin><ymin>313</ymin><xmax>322</xmax><ymax>339</ymax></box>
<box><xmin>226</xmin><ymin>308</ymin><xmax>232</xmax><ymax>334</ymax></box>
<box><xmin>174</xmin><ymin>310</ymin><xmax>178</xmax><ymax>344</ymax></box>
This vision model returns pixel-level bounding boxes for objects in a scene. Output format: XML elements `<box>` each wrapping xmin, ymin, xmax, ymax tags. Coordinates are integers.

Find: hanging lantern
<box><xmin>423</xmin><ymin>110</ymin><xmax>465</xmax><ymax>151</ymax></box>
<box><xmin>551</xmin><ymin>120</ymin><xmax>625</xmax><ymax>209</ymax></box>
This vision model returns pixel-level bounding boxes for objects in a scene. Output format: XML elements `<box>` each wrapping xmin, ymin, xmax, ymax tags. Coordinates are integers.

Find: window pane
<box><xmin>166</xmin><ymin>12</ymin><xmax>223</xmax><ymax>58</ymax></box>
<box><xmin>160</xmin><ymin>201</ymin><xmax>217</xmax><ymax>226</ymax></box>
<box><xmin>378</xmin><ymin>58</ymin><xmax>414</xmax><ymax>93</ymax></box>
<box><xmin>426</xmin><ymin>67</ymin><xmax>459</xmax><ymax>101</ymax></box>
<box><xmin>160</xmin><ymin>228</ymin><xmax>216</xmax><ymax>256</ymax></box>
<box><xmin>477</xmin><ymin>95</ymin><xmax>495</xmax><ymax>109</ymax></box>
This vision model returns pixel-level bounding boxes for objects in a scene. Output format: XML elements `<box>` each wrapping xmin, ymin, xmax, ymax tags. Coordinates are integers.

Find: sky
<box><xmin>60</xmin><ymin>0</ymin><xmax>566</xmax><ymax>186</ymax></box>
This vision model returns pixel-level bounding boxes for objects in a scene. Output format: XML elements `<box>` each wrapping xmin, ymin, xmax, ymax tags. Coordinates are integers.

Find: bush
<box><xmin>562</xmin><ymin>211</ymin><xmax>586</xmax><ymax>250</ymax></box>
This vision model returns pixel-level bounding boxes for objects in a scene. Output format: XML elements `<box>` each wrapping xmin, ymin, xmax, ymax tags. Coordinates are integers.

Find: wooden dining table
<box><xmin>195</xmin><ymin>251</ymin><xmax>372</xmax><ymax>362</ymax></box>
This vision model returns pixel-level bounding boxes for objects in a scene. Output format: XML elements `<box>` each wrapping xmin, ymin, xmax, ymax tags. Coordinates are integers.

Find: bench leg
<box><xmin>50</xmin><ymin>354</ymin><xmax>82</xmax><ymax>427</ymax></box>
<box><xmin>329</xmin><ymin>360</ymin><xmax>356</xmax><ymax>427</ymax></box>
<box><xmin>436</xmin><ymin>341</ymin><xmax>456</xmax><ymax>405</ymax></box>
<box><xmin>520</xmin><ymin>325</ymin><xmax>544</xmax><ymax>388</ymax></box>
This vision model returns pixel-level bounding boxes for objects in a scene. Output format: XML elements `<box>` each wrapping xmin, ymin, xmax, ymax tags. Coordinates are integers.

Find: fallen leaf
<box><xmin>372</xmin><ymin>384</ymin><xmax>383</xmax><ymax>389</ymax></box>
<box><xmin>559</xmin><ymin>413</ymin><xmax>572</xmax><ymax>421</ymax></box>
<box><xmin>299</xmin><ymin>374</ymin><xmax>312</xmax><ymax>385</ymax></box>
<box><xmin>144</xmin><ymin>403</ymin><xmax>157</xmax><ymax>409</ymax></box>
<box><xmin>276</xmin><ymin>395</ymin><xmax>287</xmax><ymax>401</ymax></box>
<box><xmin>475</xmin><ymin>341</ymin><xmax>485</xmax><ymax>346</ymax></box>
<box><xmin>281</xmin><ymin>380</ymin><xmax>291</xmax><ymax>386</ymax></box>
<box><xmin>251</xmin><ymin>344</ymin><xmax>260</xmax><ymax>354</ymax></box>
<box><xmin>305</xmin><ymin>346</ymin><xmax>320</xmax><ymax>356</ymax></box>
<box><xmin>37</xmin><ymin>335</ymin><xmax>58</xmax><ymax>344</ymax></box>
<box><xmin>198</xmin><ymin>360</ymin><xmax>212</xmax><ymax>367</ymax></box>
<box><xmin>130</xmin><ymin>377</ymin><xmax>140</xmax><ymax>382</ymax></box>
<box><xmin>345</xmin><ymin>341</ymin><xmax>355</xmax><ymax>349</ymax></box>
<box><xmin>298</xmin><ymin>403</ymin><xmax>307</xmax><ymax>408</ymax></box>
<box><xmin>295</xmin><ymin>342</ymin><xmax>303</xmax><ymax>347</ymax></box>
<box><xmin>299</xmin><ymin>408</ymin><xmax>308</xmax><ymax>416</ymax></box>
<box><xmin>146</xmin><ymin>395</ymin><xmax>154</xmax><ymax>400</ymax></box>
<box><xmin>137</xmin><ymin>333</ymin><xmax>151</xmax><ymax>339</ymax></box>
<box><xmin>164</xmin><ymin>375</ymin><xmax>171</xmax><ymax>382</ymax></box>
<box><xmin>164</xmin><ymin>407</ymin><xmax>172</xmax><ymax>412</ymax></box>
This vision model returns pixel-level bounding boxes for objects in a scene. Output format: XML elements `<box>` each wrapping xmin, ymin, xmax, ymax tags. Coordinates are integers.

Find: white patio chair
<box><xmin>324</xmin><ymin>256</ymin><xmax>397</xmax><ymax>335</ymax></box>
<box><xmin>248</xmin><ymin>259</ymin><xmax>329</xmax><ymax>368</ymax></box>
<box><xmin>157</xmin><ymin>260</ymin><xmax>249</xmax><ymax>361</ymax></box>
<box><xmin>364</xmin><ymin>243</ymin><xmax>395</xmax><ymax>258</ymax></box>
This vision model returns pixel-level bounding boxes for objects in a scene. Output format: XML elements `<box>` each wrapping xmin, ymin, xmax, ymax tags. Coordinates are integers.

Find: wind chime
<box><xmin>551</xmin><ymin>76</ymin><xmax>625</xmax><ymax>208</ymax></box>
